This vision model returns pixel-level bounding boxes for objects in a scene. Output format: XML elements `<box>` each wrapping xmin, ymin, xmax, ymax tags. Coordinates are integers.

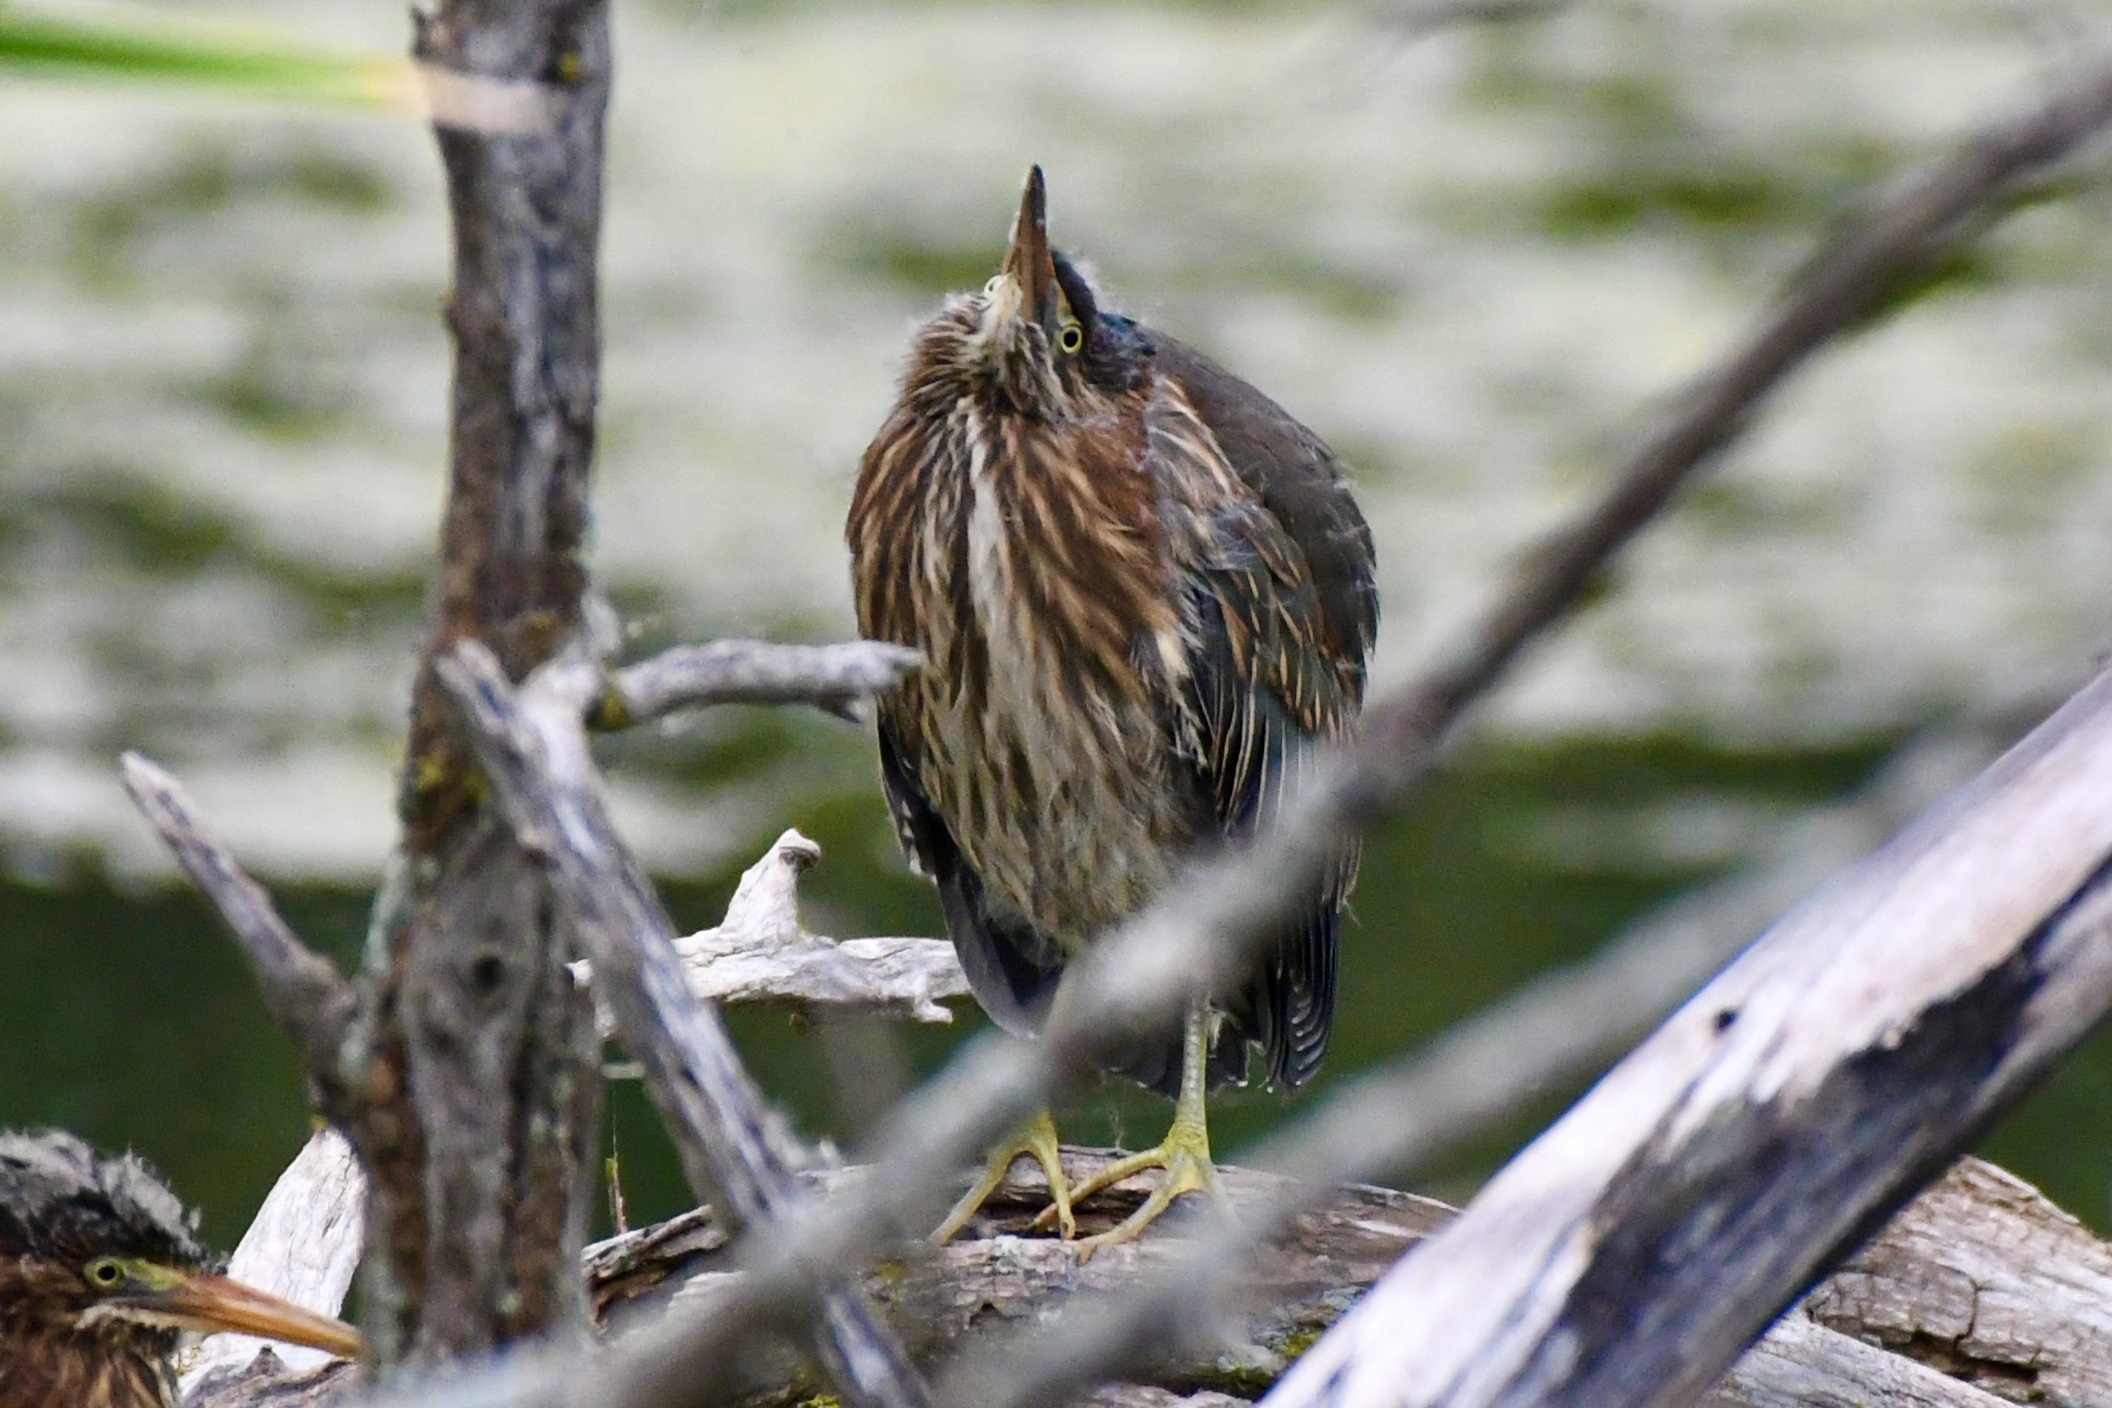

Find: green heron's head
<box><xmin>907</xmin><ymin>165</ymin><xmax>1152</xmax><ymax>420</ymax></box>
<box><xmin>0</xmin><ymin>1129</ymin><xmax>360</xmax><ymax>1408</ymax></box>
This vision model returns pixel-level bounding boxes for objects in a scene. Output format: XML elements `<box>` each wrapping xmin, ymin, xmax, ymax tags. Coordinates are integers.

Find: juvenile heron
<box><xmin>848</xmin><ymin>168</ymin><xmax>1376</xmax><ymax>1251</ymax></box>
<box><xmin>0</xmin><ymin>1129</ymin><xmax>362</xmax><ymax>1408</ymax></box>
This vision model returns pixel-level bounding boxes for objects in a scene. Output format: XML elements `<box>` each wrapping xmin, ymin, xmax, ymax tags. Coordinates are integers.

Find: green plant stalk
<box><xmin>0</xmin><ymin>5</ymin><xmax>407</xmax><ymax>107</ymax></box>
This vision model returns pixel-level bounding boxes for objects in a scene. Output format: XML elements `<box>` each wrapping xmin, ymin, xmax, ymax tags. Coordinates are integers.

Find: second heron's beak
<box><xmin>117</xmin><ymin>1269</ymin><xmax>363</xmax><ymax>1359</ymax></box>
<box><xmin>997</xmin><ymin>164</ymin><xmax>1056</xmax><ymax>329</ymax></box>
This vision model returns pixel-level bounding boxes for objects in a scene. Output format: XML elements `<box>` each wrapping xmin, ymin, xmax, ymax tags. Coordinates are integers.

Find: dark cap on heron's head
<box><xmin>0</xmin><ymin>1128</ymin><xmax>207</xmax><ymax>1274</ymax></box>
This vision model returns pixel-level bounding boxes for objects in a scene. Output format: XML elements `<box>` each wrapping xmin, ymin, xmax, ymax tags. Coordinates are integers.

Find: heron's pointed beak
<box><xmin>998</xmin><ymin>164</ymin><xmax>1056</xmax><ymax>326</ymax></box>
<box><xmin>122</xmin><ymin>1270</ymin><xmax>363</xmax><ymax>1359</ymax></box>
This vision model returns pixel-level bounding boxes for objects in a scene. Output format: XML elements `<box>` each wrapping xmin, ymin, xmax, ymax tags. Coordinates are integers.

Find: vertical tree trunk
<box><xmin>338</xmin><ymin>0</ymin><xmax>612</xmax><ymax>1368</ymax></box>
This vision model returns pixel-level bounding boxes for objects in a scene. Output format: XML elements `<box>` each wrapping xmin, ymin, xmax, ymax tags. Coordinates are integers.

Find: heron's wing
<box><xmin>1143</xmin><ymin>339</ymin><xmax>1376</xmax><ymax>1092</ymax></box>
<box><xmin>1175</xmin><ymin>497</ymin><xmax>1364</xmax><ymax>1090</ymax></box>
<box><xmin>1145</xmin><ymin>332</ymin><xmax>1379</xmax><ymax>677</ymax></box>
<box><xmin>876</xmin><ymin>718</ymin><xmax>1064</xmax><ymax>1037</ymax></box>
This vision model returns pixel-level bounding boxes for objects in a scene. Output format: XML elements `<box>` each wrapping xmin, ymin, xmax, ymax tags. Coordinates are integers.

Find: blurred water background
<box><xmin>9</xmin><ymin>0</ymin><xmax>2112</xmax><ymax>1253</ymax></box>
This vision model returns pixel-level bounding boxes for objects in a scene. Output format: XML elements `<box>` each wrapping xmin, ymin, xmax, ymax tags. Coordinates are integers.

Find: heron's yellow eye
<box><xmin>1058</xmin><ymin>322</ymin><xmax>1084</xmax><ymax>354</ymax></box>
<box><xmin>84</xmin><ymin>1257</ymin><xmax>124</xmax><ymax>1289</ymax></box>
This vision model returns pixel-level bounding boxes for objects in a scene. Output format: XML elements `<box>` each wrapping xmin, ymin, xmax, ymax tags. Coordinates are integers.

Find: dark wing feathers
<box><xmin>1180</xmin><ymin>504</ymin><xmax>1359</xmax><ymax>1091</ymax></box>
<box><xmin>1146</xmin><ymin>334</ymin><xmax>1379</xmax><ymax>670</ymax></box>
<box><xmin>1152</xmin><ymin>331</ymin><xmax>1374</xmax><ymax>1093</ymax></box>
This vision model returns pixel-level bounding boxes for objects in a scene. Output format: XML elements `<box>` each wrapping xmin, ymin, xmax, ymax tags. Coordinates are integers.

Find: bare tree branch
<box><xmin>434</xmin><ymin>640</ymin><xmax>929</xmax><ymax>1408</ymax></box>
<box><xmin>119</xmin><ymin>752</ymin><xmax>355</xmax><ymax>1090</ymax></box>
<box><xmin>590</xmin><ymin>641</ymin><xmax>922</xmax><ymax>729</ymax></box>
<box><xmin>335</xmin><ymin>0</ymin><xmax>617</xmax><ymax>1361</ymax></box>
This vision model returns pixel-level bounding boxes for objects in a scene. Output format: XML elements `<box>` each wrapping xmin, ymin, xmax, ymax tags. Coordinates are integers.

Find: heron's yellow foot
<box><xmin>1033</xmin><ymin>1105</ymin><xmax>1220</xmax><ymax>1261</ymax></box>
<box><xmin>931</xmin><ymin>1108</ymin><xmax>1076</xmax><ymax>1244</ymax></box>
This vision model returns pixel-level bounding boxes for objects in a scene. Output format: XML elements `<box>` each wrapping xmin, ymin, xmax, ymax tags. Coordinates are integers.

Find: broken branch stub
<box><xmin>572</xmin><ymin>828</ymin><xmax>966</xmax><ymax>1030</ymax></box>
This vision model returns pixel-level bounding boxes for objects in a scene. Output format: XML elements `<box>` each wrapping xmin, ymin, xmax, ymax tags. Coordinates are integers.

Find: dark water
<box><xmin>9</xmin><ymin>727</ymin><xmax>2110</xmax><ymax>1257</ymax></box>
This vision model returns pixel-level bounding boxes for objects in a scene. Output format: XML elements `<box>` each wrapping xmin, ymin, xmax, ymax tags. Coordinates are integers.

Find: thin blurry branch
<box><xmin>434</xmin><ymin>640</ymin><xmax>929</xmax><ymax>1408</ymax></box>
<box><xmin>1379</xmin><ymin>0</ymin><xmax>1572</xmax><ymax>38</ymax></box>
<box><xmin>118</xmin><ymin>753</ymin><xmax>355</xmax><ymax>1095</ymax></box>
<box><xmin>591</xmin><ymin>641</ymin><xmax>922</xmax><ymax>728</ymax></box>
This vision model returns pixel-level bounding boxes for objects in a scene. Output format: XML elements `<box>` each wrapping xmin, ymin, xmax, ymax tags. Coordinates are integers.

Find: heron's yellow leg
<box><xmin>1035</xmin><ymin>1002</ymin><xmax>1222</xmax><ymax>1259</ymax></box>
<box><xmin>931</xmin><ymin>1108</ymin><xmax>1076</xmax><ymax>1244</ymax></box>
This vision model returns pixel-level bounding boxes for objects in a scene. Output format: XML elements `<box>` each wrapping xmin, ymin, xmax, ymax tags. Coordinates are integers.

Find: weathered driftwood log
<box><xmin>182</xmin><ymin>1152</ymin><xmax>2112</xmax><ymax>1408</ymax></box>
<box><xmin>1801</xmin><ymin>1157</ymin><xmax>2112</xmax><ymax>1405</ymax></box>
<box><xmin>180</xmin><ymin>1128</ymin><xmax>367</xmax><ymax>1391</ymax></box>
<box><xmin>1267</xmin><ymin>659</ymin><xmax>2112</xmax><ymax>1408</ymax></box>
<box><xmin>587</xmin><ymin>1153</ymin><xmax>2112</xmax><ymax>1407</ymax></box>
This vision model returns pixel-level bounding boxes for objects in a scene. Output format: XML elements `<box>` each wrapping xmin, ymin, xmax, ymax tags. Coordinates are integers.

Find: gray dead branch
<box><xmin>118</xmin><ymin>755</ymin><xmax>356</xmax><ymax>1090</ymax></box>
<box><xmin>592</xmin><ymin>640</ymin><xmax>923</xmax><ymax>728</ymax></box>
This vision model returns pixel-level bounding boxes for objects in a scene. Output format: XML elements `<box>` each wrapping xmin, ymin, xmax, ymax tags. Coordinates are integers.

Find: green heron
<box><xmin>0</xmin><ymin>1129</ymin><xmax>363</xmax><ymax>1408</ymax></box>
<box><xmin>847</xmin><ymin>168</ymin><xmax>1376</xmax><ymax>1252</ymax></box>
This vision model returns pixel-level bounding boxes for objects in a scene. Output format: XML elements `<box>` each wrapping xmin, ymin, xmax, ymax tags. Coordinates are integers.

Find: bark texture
<box><xmin>344</xmin><ymin>0</ymin><xmax>613</xmax><ymax>1369</ymax></box>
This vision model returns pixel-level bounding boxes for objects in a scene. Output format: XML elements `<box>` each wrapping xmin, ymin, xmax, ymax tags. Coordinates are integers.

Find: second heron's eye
<box><xmin>85</xmin><ymin>1258</ymin><xmax>123</xmax><ymax>1289</ymax></box>
<box><xmin>1058</xmin><ymin>322</ymin><xmax>1084</xmax><ymax>354</ymax></box>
